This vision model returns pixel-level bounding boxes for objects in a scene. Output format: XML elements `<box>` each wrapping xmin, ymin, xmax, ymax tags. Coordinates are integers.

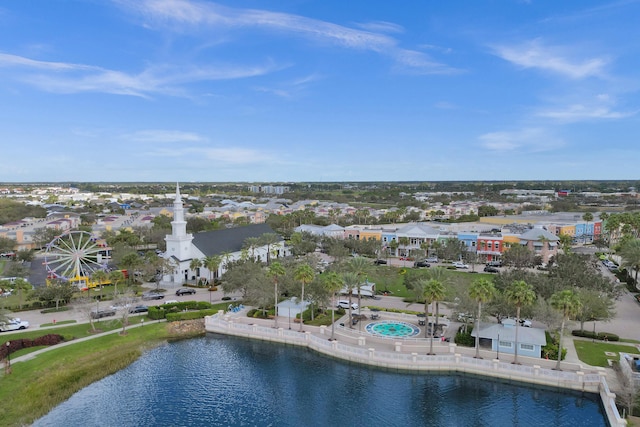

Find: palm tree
<box><xmin>221</xmin><ymin>251</ymin><xmax>233</xmax><ymax>275</ymax></box>
<box><xmin>294</xmin><ymin>264</ymin><xmax>314</xmax><ymax>332</ymax></box>
<box><xmin>504</xmin><ymin>280</ymin><xmax>536</xmax><ymax>364</ymax></box>
<box><xmin>419</xmin><ymin>279</ymin><xmax>446</xmax><ymax>355</ymax></box>
<box><xmin>322</xmin><ymin>271</ymin><xmax>343</xmax><ymax>340</ymax></box>
<box><xmin>398</xmin><ymin>237</ymin><xmax>410</xmax><ymax>263</ymax></box>
<box><xmin>267</xmin><ymin>262</ymin><xmax>286</xmax><ymax>329</ymax></box>
<box><xmin>348</xmin><ymin>256</ymin><xmax>370</xmax><ymax>323</ymax></box>
<box><xmin>203</xmin><ymin>255</ymin><xmax>222</xmax><ymax>286</ymax></box>
<box><xmin>189</xmin><ymin>258</ymin><xmax>203</xmax><ymax>284</ymax></box>
<box><xmin>426</xmin><ymin>267</ymin><xmax>449</xmax><ymax>331</ymax></box>
<box><xmin>108</xmin><ymin>270</ymin><xmax>125</xmax><ymax>296</ymax></box>
<box><xmin>619</xmin><ymin>239</ymin><xmax>640</xmax><ymax>289</ymax></box>
<box><xmin>550</xmin><ymin>289</ymin><xmax>582</xmax><ymax>370</ymax></box>
<box><xmin>259</xmin><ymin>233</ymin><xmax>280</xmax><ymax>264</ymax></box>
<box><xmin>243</xmin><ymin>237</ymin><xmax>260</xmax><ymax>260</ymax></box>
<box><xmin>342</xmin><ymin>271</ymin><xmax>360</xmax><ymax>329</ymax></box>
<box><xmin>582</xmin><ymin>212</ymin><xmax>594</xmax><ymax>244</ymax></box>
<box><xmin>91</xmin><ymin>269</ymin><xmax>108</xmax><ymax>310</ymax></box>
<box><xmin>468</xmin><ymin>278</ymin><xmax>496</xmax><ymax>359</ymax></box>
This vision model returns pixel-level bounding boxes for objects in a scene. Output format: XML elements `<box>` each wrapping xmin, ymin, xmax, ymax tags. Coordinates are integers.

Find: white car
<box><xmin>452</xmin><ymin>261</ymin><xmax>469</xmax><ymax>269</ymax></box>
<box><xmin>519</xmin><ymin>319</ymin><xmax>532</xmax><ymax>327</ymax></box>
<box><xmin>337</xmin><ymin>300</ymin><xmax>359</xmax><ymax>310</ymax></box>
<box><xmin>0</xmin><ymin>317</ymin><xmax>30</xmax><ymax>332</ymax></box>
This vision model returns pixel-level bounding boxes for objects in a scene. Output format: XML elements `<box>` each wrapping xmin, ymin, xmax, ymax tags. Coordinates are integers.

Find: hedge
<box><xmin>148</xmin><ymin>301</ymin><xmax>214</xmax><ymax>320</ymax></box>
<box><xmin>571</xmin><ymin>329</ymin><xmax>619</xmax><ymax>342</ymax></box>
<box><xmin>166</xmin><ymin>309</ymin><xmax>218</xmax><ymax>321</ymax></box>
<box><xmin>1</xmin><ymin>334</ymin><xmax>65</xmax><ymax>359</ymax></box>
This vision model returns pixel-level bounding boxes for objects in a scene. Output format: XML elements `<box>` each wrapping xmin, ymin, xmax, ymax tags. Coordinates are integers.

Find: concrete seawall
<box><xmin>205</xmin><ymin>312</ymin><xmax>626</xmax><ymax>427</ymax></box>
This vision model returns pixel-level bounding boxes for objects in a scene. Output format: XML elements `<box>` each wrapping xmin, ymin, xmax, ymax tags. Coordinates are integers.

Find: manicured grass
<box><xmin>573</xmin><ymin>340</ymin><xmax>640</xmax><ymax>367</ymax></box>
<box><xmin>0</xmin><ymin>322</ymin><xmax>176</xmax><ymax>427</ymax></box>
<box><xmin>369</xmin><ymin>265</ymin><xmax>489</xmax><ymax>301</ymax></box>
<box><xmin>0</xmin><ymin>318</ymin><xmax>143</xmax><ymax>355</ymax></box>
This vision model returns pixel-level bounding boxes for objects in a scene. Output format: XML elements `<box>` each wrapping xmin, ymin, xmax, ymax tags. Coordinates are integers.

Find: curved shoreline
<box><xmin>205</xmin><ymin>312</ymin><xmax>626</xmax><ymax>427</ymax></box>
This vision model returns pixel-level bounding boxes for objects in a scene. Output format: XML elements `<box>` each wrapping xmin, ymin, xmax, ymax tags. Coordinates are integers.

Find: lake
<box><xmin>34</xmin><ymin>334</ymin><xmax>607</xmax><ymax>426</ymax></box>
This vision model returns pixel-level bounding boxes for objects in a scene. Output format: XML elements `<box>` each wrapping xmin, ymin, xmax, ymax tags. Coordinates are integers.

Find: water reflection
<box><xmin>34</xmin><ymin>334</ymin><xmax>606</xmax><ymax>427</ymax></box>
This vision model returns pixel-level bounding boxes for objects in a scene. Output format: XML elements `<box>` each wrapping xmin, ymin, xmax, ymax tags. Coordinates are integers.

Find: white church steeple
<box><xmin>165</xmin><ymin>183</ymin><xmax>193</xmax><ymax>263</ymax></box>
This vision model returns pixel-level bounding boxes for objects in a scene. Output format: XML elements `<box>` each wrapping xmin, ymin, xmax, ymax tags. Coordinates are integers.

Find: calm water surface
<box><xmin>35</xmin><ymin>334</ymin><xmax>607</xmax><ymax>427</ymax></box>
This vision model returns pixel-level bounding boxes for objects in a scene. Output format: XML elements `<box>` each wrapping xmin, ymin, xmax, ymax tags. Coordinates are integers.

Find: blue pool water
<box><xmin>34</xmin><ymin>335</ymin><xmax>607</xmax><ymax>427</ymax></box>
<box><xmin>366</xmin><ymin>320</ymin><xmax>421</xmax><ymax>337</ymax></box>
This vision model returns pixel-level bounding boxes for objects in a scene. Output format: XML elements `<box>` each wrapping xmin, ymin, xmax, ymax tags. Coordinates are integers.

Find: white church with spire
<box><xmin>164</xmin><ymin>183</ymin><xmax>195</xmax><ymax>283</ymax></box>
<box><xmin>163</xmin><ymin>183</ymin><xmax>286</xmax><ymax>285</ymax></box>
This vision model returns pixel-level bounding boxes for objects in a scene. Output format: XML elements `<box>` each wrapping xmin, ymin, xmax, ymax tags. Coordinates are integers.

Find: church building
<box><xmin>163</xmin><ymin>183</ymin><xmax>285</xmax><ymax>284</ymax></box>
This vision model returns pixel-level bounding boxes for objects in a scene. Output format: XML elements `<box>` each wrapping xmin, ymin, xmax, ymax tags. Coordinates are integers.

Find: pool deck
<box><xmin>206</xmin><ymin>307</ymin><xmax>626</xmax><ymax>427</ymax></box>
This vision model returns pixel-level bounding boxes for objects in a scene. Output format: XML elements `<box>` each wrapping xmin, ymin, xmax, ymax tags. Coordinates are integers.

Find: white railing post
<box><xmin>320</xmin><ymin>325</ymin><xmax>326</xmax><ymax>335</ymax></box>
<box><xmin>395</xmin><ymin>342</ymin><xmax>402</xmax><ymax>352</ymax></box>
<box><xmin>358</xmin><ymin>337</ymin><xmax>366</xmax><ymax>346</ymax></box>
<box><xmin>368</xmin><ymin>348</ymin><xmax>375</xmax><ymax>359</ymax></box>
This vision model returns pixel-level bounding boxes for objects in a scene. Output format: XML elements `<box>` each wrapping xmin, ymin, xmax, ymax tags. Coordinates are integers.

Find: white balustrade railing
<box><xmin>205</xmin><ymin>312</ymin><xmax>626</xmax><ymax>426</ymax></box>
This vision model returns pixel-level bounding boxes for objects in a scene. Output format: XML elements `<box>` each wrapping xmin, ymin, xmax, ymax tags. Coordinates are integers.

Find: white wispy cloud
<box><xmin>117</xmin><ymin>0</ymin><xmax>457</xmax><ymax>74</ymax></box>
<box><xmin>253</xmin><ymin>73</ymin><xmax>323</xmax><ymax>98</ymax></box>
<box><xmin>0</xmin><ymin>52</ymin><xmax>98</xmax><ymax>71</ymax></box>
<box><xmin>491</xmin><ymin>39</ymin><xmax>608</xmax><ymax>79</ymax></box>
<box><xmin>537</xmin><ymin>104</ymin><xmax>635</xmax><ymax>122</ymax></box>
<box><xmin>536</xmin><ymin>93</ymin><xmax>636</xmax><ymax>122</ymax></box>
<box><xmin>354</xmin><ymin>21</ymin><xmax>404</xmax><ymax>34</ymax></box>
<box><xmin>478</xmin><ymin>128</ymin><xmax>564</xmax><ymax>152</ymax></box>
<box><xmin>124</xmin><ymin>129</ymin><xmax>207</xmax><ymax>143</ymax></box>
<box><xmin>0</xmin><ymin>52</ymin><xmax>280</xmax><ymax>97</ymax></box>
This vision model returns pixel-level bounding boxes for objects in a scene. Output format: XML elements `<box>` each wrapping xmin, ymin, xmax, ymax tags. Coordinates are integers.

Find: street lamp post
<box><xmin>288</xmin><ymin>304</ymin><xmax>291</xmax><ymax>330</ymax></box>
<box><xmin>496</xmin><ymin>333</ymin><xmax>500</xmax><ymax>360</ymax></box>
<box><xmin>5</xmin><ymin>341</ymin><xmax>11</xmax><ymax>374</ymax></box>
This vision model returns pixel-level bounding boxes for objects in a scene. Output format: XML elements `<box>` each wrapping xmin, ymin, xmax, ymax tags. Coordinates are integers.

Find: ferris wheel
<box><xmin>44</xmin><ymin>230</ymin><xmax>107</xmax><ymax>282</ymax></box>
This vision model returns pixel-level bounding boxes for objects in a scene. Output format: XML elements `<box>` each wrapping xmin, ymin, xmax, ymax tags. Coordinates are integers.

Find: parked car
<box><xmin>519</xmin><ymin>319</ymin><xmax>532</xmax><ymax>327</ymax></box>
<box><xmin>90</xmin><ymin>309</ymin><xmax>116</xmax><ymax>319</ymax></box>
<box><xmin>142</xmin><ymin>292</ymin><xmax>165</xmax><ymax>300</ymax></box>
<box><xmin>0</xmin><ymin>317</ymin><xmax>29</xmax><ymax>332</ymax></box>
<box><xmin>486</xmin><ymin>261</ymin><xmax>502</xmax><ymax>267</ymax></box>
<box><xmin>373</xmin><ymin>259</ymin><xmax>387</xmax><ymax>265</ymax></box>
<box><xmin>452</xmin><ymin>261</ymin><xmax>469</xmax><ymax>269</ymax></box>
<box><xmin>425</xmin><ymin>256</ymin><xmax>439</xmax><ymax>263</ymax></box>
<box><xmin>456</xmin><ymin>313</ymin><xmax>474</xmax><ymax>323</ymax></box>
<box><xmin>414</xmin><ymin>260</ymin><xmax>431</xmax><ymax>268</ymax></box>
<box><xmin>176</xmin><ymin>288</ymin><xmax>196</xmax><ymax>296</ymax></box>
<box><xmin>129</xmin><ymin>305</ymin><xmax>149</xmax><ymax>314</ymax></box>
<box><xmin>337</xmin><ymin>300</ymin><xmax>359</xmax><ymax>310</ymax></box>
<box><xmin>483</xmin><ymin>266</ymin><xmax>499</xmax><ymax>273</ymax></box>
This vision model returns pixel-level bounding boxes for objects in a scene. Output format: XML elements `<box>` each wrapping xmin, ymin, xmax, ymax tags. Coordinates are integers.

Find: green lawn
<box><xmin>369</xmin><ymin>265</ymin><xmax>490</xmax><ymax>301</ymax></box>
<box><xmin>573</xmin><ymin>340</ymin><xmax>640</xmax><ymax>367</ymax></box>
<box><xmin>0</xmin><ymin>318</ymin><xmax>140</xmax><ymax>349</ymax></box>
<box><xmin>0</xmin><ymin>322</ymin><xmax>176</xmax><ymax>427</ymax></box>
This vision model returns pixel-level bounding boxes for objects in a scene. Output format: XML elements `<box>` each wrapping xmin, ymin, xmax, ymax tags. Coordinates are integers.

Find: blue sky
<box><xmin>1</xmin><ymin>0</ymin><xmax>639</xmax><ymax>182</ymax></box>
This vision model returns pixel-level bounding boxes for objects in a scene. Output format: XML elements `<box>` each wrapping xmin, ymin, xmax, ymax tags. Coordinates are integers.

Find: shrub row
<box><xmin>148</xmin><ymin>301</ymin><xmax>214</xmax><ymax>320</ymax></box>
<box><xmin>571</xmin><ymin>329</ymin><xmax>619</xmax><ymax>341</ymax></box>
<box><xmin>2</xmin><ymin>334</ymin><xmax>65</xmax><ymax>358</ymax></box>
<box><xmin>166</xmin><ymin>309</ymin><xmax>218</xmax><ymax>321</ymax></box>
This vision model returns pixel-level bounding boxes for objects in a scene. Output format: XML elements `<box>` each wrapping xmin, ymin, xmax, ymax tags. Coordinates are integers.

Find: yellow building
<box><xmin>359</xmin><ymin>229</ymin><xmax>382</xmax><ymax>241</ymax></box>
